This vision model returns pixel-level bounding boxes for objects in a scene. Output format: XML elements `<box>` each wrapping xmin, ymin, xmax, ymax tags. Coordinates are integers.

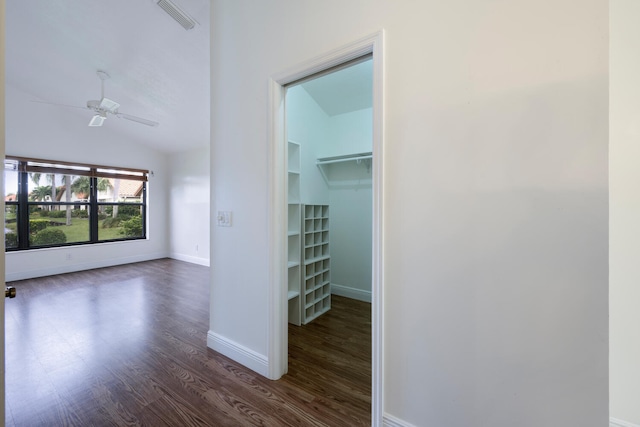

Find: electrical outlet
<box><xmin>217</xmin><ymin>211</ymin><xmax>232</xmax><ymax>227</ymax></box>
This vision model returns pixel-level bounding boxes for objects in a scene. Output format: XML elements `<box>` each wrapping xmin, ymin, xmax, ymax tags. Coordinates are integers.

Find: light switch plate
<box><xmin>217</xmin><ymin>211</ymin><xmax>232</xmax><ymax>227</ymax></box>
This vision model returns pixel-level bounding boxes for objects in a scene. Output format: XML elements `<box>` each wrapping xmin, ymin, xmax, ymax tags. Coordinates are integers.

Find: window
<box><xmin>4</xmin><ymin>157</ymin><xmax>148</xmax><ymax>251</ymax></box>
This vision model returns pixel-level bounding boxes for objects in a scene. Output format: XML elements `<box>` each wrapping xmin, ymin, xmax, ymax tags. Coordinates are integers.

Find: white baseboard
<box><xmin>207</xmin><ymin>331</ymin><xmax>269</xmax><ymax>378</ymax></box>
<box><xmin>383</xmin><ymin>413</ymin><xmax>418</xmax><ymax>427</ymax></box>
<box><xmin>169</xmin><ymin>252</ymin><xmax>210</xmax><ymax>267</ymax></box>
<box><xmin>384</xmin><ymin>414</ymin><xmax>637</xmax><ymax>427</ymax></box>
<box><xmin>611</xmin><ymin>417</ymin><xmax>640</xmax><ymax>427</ymax></box>
<box><xmin>5</xmin><ymin>251</ymin><xmax>169</xmax><ymax>282</ymax></box>
<box><xmin>331</xmin><ymin>282</ymin><xmax>371</xmax><ymax>303</ymax></box>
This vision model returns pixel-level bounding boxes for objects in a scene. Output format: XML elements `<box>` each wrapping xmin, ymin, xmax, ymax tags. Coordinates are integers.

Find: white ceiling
<box><xmin>300</xmin><ymin>59</ymin><xmax>373</xmax><ymax>116</ymax></box>
<box><xmin>5</xmin><ymin>1</ymin><xmax>372</xmax><ymax>153</ymax></box>
<box><xmin>5</xmin><ymin>0</ymin><xmax>211</xmax><ymax>153</ymax></box>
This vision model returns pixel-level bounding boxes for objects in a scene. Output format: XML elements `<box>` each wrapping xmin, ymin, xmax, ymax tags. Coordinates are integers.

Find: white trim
<box><xmin>371</xmin><ymin>29</ymin><xmax>385</xmax><ymax>427</ymax></box>
<box><xmin>207</xmin><ymin>331</ymin><xmax>269</xmax><ymax>378</ymax></box>
<box><xmin>267</xmin><ymin>75</ymin><xmax>288</xmax><ymax>380</ymax></box>
<box><xmin>271</xmin><ymin>33</ymin><xmax>381</xmax><ymax>85</ymax></box>
<box><xmin>611</xmin><ymin>418</ymin><xmax>640</xmax><ymax>427</ymax></box>
<box><xmin>383</xmin><ymin>413</ymin><xmax>418</xmax><ymax>427</ymax></box>
<box><xmin>169</xmin><ymin>252</ymin><xmax>210</xmax><ymax>267</ymax></box>
<box><xmin>0</xmin><ymin>1</ymin><xmax>6</xmax><ymax>421</ymax></box>
<box><xmin>5</xmin><ymin>251</ymin><xmax>169</xmax><ymax>282</ymax></box>
<box><xmin>267</xmin><ymin>29</ymin><xmax>385</xmax><ymax>425</ymax></box>
<box><xmin>331</xmin><ymin>282</ymin><xmax>372</xmax><ymax>303</ymax></box>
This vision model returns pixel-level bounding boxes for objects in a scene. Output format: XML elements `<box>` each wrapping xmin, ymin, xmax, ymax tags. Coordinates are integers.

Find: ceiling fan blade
<box><xmin>115</xmin><ymin>112</ymin><xmax>159</xmax><ymax>127</ymax></box>
<box><xmin>30</xmin><ymin>99</ymin><xmax>88</xmax><ymax>110</ymax></box>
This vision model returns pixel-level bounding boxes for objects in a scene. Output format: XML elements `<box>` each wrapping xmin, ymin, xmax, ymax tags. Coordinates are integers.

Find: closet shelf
<box><xmin>304</xmin><ymin>254</ymin><xmax>330</xmax><ymax>265</ymax></box>
<box><xmin>288</xmin><ymin>290</ymin><xmax>300</xmax><ymax>300</ymax></box>
<box><xmin>316</xmin><ymin>152</ymin><xmax>372</xmax><ymax>165</ymax></box>
<box><xmin>316</xmin><ymin>152</ymin><xmax>372</xmax><ymax>187</ymax></box>
<box><xmin>287</xmin><ymin>141</ymin><xmax>302</xmax><ymax>326</ymax></box>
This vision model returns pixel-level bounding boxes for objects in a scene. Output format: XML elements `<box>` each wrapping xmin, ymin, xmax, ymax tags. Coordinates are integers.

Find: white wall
<box><xmin>5</xmin><ymin>84</ymin><xmax>170</xmax><ymax>281</ymax></box>
<box><xmin>610</xmin><ymin>0</ymin><xmax>640</xmax><ymax>424</ymax></box>
<box><xmin>168</xmin><ymin>146</ymin><xmax>210</xmax><ymax>266</ymax></box>
<box><xmin>210</xmin><ymin>1</ymin><xmax>608</xmax><ymax>426</ymax></box>
<box><xmin>326</xmin><ymin>108</ymin><xmax>373</xmax><ymax>299</ymax></box>
<box><xmin>287</xmin><ymin>85</ymin><xmax>330</xmax><ymax>204</ymax></box>
<box><xmin>323</xmin><ymin>107</ymin><xmax>373</xmax><ymax>158</ymax></box>
<box><xmin>329</xmin><ymin>185</ymin><xmax>372</xmax><ymax>300</ymax></box>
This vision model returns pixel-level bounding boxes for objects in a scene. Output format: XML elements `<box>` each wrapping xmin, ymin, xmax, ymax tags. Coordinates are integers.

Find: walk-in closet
<box><xmin>285</xmin><ymin>58</ymin><xmax>373</xmax><ymax>326</ymax></box>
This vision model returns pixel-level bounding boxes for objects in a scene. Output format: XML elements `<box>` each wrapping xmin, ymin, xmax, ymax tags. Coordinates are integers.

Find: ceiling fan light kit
<box><xmin>88</xmin><ymin>114</ymin><xmax>106</xmax><ymax>127</ymax></box>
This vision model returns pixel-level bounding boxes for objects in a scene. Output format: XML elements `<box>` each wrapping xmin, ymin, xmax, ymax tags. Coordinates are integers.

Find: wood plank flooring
<box><xmin>5</xmin><ymin>259</ymin><xmax>371</xmax><ymax>426</ymax></box>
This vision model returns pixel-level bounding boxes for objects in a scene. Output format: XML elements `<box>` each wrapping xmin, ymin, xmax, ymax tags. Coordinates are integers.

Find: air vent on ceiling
<box><xmin>156</xmin><ymin>0</ymin><xmax>196</xmax><ymax>30</ymax></box>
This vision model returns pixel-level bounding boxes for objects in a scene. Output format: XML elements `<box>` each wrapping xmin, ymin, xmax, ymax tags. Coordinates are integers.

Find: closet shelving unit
<box><xmin>287</xmin><ymin>141</ymin><xmax>302</xmax><ymax>326</ymax></box>
<box><xmin>316</xmin><ymin>152</ymin><xmax>372</xmax><ymax>187</ymax></box>
<box><xmin>301</xmin><ymin>203</ymin><xmax>331</xmax><ymax>324</ymax></box>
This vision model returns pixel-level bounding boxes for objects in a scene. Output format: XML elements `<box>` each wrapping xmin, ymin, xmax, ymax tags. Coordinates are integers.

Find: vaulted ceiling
<box><xmin>6</xmin><ymin>0</ymin><xmax>211</xmax><ymax>153</ymax></box>
<box><xmin>301</xmin><ymin>59</ymin><xmax>373</xmax><ymax>117</ymax></box>
<box><xmin>5</xmin><ymin>1</ymin><xmax>372</xmax><ymax>154</ymax></box>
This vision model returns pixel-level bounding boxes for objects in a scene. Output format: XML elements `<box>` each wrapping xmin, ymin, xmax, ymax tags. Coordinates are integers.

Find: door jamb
<box><xmin>0</xmin><ymin>0</ymin><xmax>7</xmax><ymax>422</ymax></box>
<box><xmin>267</xmin><ymin>30</ymin><xmax>385</xmax><ymax>425</ymax></box>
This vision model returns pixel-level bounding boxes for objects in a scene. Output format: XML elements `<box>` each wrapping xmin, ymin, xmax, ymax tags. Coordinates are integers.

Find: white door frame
<box><xmin>267</xmin><ymin>30</ymin><xmax>384</xmax><ymax>425</ymax></box>
<box><xmin>1</xmin><ymin>0</ymin><xmax>7</xmax><ymax>422</ymax></box>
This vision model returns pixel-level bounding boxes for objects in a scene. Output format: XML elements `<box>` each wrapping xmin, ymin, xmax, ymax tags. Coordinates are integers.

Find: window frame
<box><xmin>4</xmin><ymin>156</ymin><xmax>148</xmax><ymax>251</ymax></box>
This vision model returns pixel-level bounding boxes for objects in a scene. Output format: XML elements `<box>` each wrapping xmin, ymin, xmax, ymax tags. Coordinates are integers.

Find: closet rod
<box><xmin>316</xmin><ymin>152</ymin><xmax>372</xmax><ymax>166</ymax></box>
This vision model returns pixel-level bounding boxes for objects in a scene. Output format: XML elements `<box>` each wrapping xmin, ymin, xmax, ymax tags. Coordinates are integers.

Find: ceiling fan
<box><xmin>35</xmin><ymin>70</ymin><xmax>159</xmax><ymax>128</ymax></box>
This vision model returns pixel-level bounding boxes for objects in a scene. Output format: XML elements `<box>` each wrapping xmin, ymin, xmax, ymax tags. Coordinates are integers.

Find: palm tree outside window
<box><xmin>4</xmin><ymin>156</ymin><xmax>148</xmax><ymax>250</ymax></box>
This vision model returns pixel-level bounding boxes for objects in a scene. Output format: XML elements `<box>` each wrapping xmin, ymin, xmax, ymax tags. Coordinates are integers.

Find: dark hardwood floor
<box><xmin>5</xmin><ymin>259</ymin><xmax>371</xmax><ymax>426</ymax></box>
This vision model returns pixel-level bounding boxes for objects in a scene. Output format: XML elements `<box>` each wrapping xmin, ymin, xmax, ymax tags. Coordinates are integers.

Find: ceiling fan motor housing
<box><xmin>87</xmin><ymin>98</ymin><xmax>120</xmax><ymax>114</ymax></box>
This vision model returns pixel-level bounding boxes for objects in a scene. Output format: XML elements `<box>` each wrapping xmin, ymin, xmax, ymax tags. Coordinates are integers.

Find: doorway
<box><xmin>267</xmin><ymin>31</ymin><xmax>384</xmax><ymax>424</ymax></box>
<box><xmin>285</xmin><ymin>55</ymin><xmax>373</xmax><ymax>323</ymax></box>
<box><xmin>283</xmin><ymin>57</ymin><xmax>373</xmax><ymax>420</ymax></box>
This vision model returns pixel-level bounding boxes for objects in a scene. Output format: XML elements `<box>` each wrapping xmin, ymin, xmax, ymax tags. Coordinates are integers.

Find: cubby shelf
<box><xmin>301</xmin><ymin>203</ymin><xmax>331</xmax><ymax>324</ymax></box>
<box><xmin>287</xmin><ymin>141</ymin><xmax>331</xmax><ymax>325</ymax></box>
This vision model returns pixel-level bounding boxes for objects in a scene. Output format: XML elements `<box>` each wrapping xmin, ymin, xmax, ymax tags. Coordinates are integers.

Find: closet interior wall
<box><xmin>286</xmin><ymin>81</ymin><xmax>373</xmax><ymax>306</ymax></box>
